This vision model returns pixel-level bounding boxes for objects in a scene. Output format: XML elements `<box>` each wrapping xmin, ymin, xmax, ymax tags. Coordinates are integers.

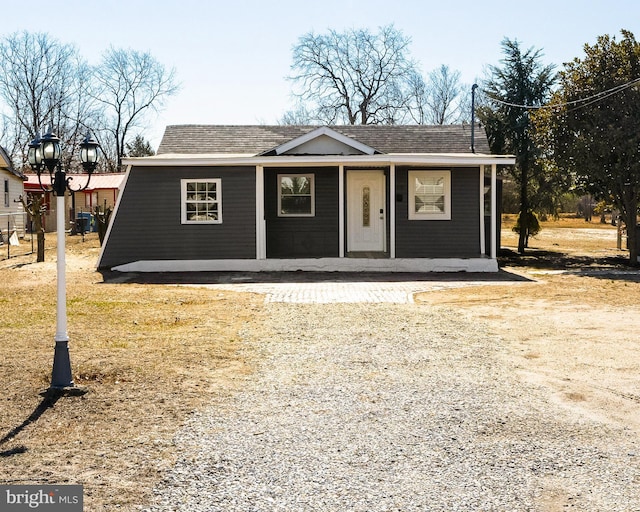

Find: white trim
<box><xmin>112</xmin><ymin>257</ymin><xmax>499</xmax><ymax>273</ymax></box>
<box><xmin>346</xmin><ymin>170</ymin><xmax>386</xmax><ymax>252</ymax></box>
<box><xmin>491</xmin><ymin>164</ymin><xmax>497</xmax><ymax>259</ymax></box>
<box><xmin>256</xmin><ymin>166</ymin><xmax>266</xmax><ymax>259</ymax></box>
<box><xmin>339</xmin><ymin>164</ymin><xmax>345</xmax><ymax>257</ymax></box>
<box><xmin>277</xmin><ymin>173</ymin><xmax>315</xmax><ymax>217</ymax></box>
<box><xmin>408</xmin><ymin>170</ymin><xmax>451</xmax><ymax>221</ymax></box>
<box><xmin>390</xmin><ymin>164</ymin><xmax>396</xmax><ymax>259</ymax></box>
<box><xmin>97</xmin><ymin>165</ymin><xmax>131</xmax><ymax>269</ymax></box>
<box><xmin>123</xmin><ymin>153</ymin><xmax>515</xmax><ymax>168</ymax></box>
<box><xmin>180</xmin><ymin>178</ymin><xmax>222</xmax><ymax>224</ymax></box>
<box><xmin>270</xmin><ymin>126</ymin><xmax>377</xmax><ymax>156</ymax></box>
<box><xmin>479</xmin><ymin>167</ymin><xmax>486</xmax><ymax>256</ymax></box>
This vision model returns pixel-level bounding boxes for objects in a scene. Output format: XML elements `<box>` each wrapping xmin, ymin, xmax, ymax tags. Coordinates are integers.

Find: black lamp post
<box><xmin>28</xmin><ymin>130</ymin><xmax>100</xmax><ymax>391</ymax></box>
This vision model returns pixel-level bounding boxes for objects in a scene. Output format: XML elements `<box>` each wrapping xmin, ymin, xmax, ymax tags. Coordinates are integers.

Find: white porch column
<box><xmin>479</xmin><ymin>166</ymin><xmax>486</xmax><ymax>256</ymax></box>
<box><xmin>390</xmin><ymin>164</ymin><xmax>396</xmax><ymax>258</ymax></box>
<box><xmin>339</xmin><ymin>164</ymin><xmax>345</xmax><ymax>257</ymax></box>
<box><xmin>491</xmin><ymin>163</ymin><xmax>497</xmax><ymax>259</ymax></box>
<box><xmin>256</xmin><ymin>165</ymin><xmax>266</xmax><ymax>259</ymax></box>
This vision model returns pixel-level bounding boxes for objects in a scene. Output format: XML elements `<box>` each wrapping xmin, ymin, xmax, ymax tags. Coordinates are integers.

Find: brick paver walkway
<box><xmin>199</xmin><ymin>280</ymin><xmax>508</xmax><ymax>304</ymax></box>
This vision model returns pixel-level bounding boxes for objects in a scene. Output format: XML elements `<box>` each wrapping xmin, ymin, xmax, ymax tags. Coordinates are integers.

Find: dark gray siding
<box><xmin>99</xmin><ymin>166</ymin><xmax>256</xmax><ymax>268</ymax></box>
<box><xmin>265</xmin><ymin>167</ymin><xmax>339</xmax><ymax>258</ymax></box>
<box><xmin>395</xmin><ymin>167</ymin><xmax>481</xmax><ymax>258</ymax></box>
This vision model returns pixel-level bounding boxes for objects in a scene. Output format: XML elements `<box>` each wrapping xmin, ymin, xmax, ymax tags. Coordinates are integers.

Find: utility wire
<box><xmin>481</xmin><ymin>77</ymin><xmax>640</xmax><ymax>110</ymax></box>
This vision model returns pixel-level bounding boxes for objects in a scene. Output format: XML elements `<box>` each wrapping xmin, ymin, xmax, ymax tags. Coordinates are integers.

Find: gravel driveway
<box><xmin>145</xmin><ymin>302</ymin><xmax>639</xmax><ymax>511</ymax></box>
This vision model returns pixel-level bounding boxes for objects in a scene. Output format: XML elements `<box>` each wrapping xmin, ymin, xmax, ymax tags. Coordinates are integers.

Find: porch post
<box><xmin>479</xmin><ymin>166</ymin><xmax>486</xmax><ymax>256</ymax></box>
<box><xmin>255</xmin><ymin>165</ymin><xmax>266</xmax><ymax>259</ymax></box>
<box><xmin>339</xmin><ymin>164</ymin><xmax>344</xmax><ymax>257</ymax></box>
<box><xmin>491</xmin><ymin>163</ymin><xmax>497</xmax><ymax>259</ymax></box>
<box><xmin>389</xmin><ymin>164</ymin><xmax>396</xmax><ymax>258</ymax></box>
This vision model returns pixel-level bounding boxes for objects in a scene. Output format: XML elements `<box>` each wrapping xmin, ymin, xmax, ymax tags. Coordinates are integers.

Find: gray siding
<box><xmin>395</xmin><ymin>167</ymin><xmax>481</xmax><ymax>258</ymax></box>
<box><xmin>99</xmin><ymin>166</ymin><xmax>256</xmax><ymax>268</ymax></box>
<box><xmin>265</xmin><ymin>167</ymin><xmax>339</xmax><ymax>258</ymax></box>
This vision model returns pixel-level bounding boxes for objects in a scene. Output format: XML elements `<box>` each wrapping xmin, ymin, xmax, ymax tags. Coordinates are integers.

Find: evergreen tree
<box><xmin>478</xmin><ymin>38</ymin><xmax>556</xmax><ymax>253</ymax></box>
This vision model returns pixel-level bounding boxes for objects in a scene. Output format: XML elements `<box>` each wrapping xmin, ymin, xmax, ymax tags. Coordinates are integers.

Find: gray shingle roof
<box><xmin>157</xmin><ymin>124</ymin><xmax>491</xmax><ymax>156</ymax></box>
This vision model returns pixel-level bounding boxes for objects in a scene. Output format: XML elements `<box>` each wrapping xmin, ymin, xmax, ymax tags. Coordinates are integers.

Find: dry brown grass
<box><xmin>501</xmin><ymin>213</ymin><xmax>627</xmax><ymax>257</ymax></box>
<box><xmin>0</xmin><ymin>217</ymin><xmax>638</xmax><ymax>510</ymax></box>
<box><xmin>0</xmin><ymin>233</ymin><xmax>264</xmax><ymax>510</ymax></box>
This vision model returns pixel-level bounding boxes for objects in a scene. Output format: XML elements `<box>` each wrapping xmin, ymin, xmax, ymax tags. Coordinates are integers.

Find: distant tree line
<box><xmin>0</xmin><ymin>31</ymin><xmax>178</xmax><ymax>173</ymax></box>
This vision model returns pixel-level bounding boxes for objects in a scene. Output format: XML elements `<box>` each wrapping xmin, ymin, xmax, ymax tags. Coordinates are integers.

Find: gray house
<box><xmin>98</xmin><ymin>125</ymin><xmax>514</xmax><ymax>272</ymax></box>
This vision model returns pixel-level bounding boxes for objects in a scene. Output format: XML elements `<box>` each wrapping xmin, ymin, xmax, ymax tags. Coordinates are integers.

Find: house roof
<box><xmin>263</xmin><ymin>126</ymin><xmax>380</xmax><ymax>156</ymax></box>
<box><xmin>157</xmin><ymin>124</ymin><xmax>491</xmax><ymax>156</ymax></box>
<box><xmin>24</xmin><ymin>173</ymin><xmax>125</xmax><ymax>191</ymax></box>
<box><xmin>0</xmin><ymin>145</ymin><xmax>24</xmax><ymax>179</ymax></box>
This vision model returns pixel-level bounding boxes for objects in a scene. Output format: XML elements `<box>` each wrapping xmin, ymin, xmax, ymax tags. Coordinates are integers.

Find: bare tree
<box><xmin>289</xmin><ymin>25</ymin><xmax>421</xmax><ymax>125</ymax></box>
<box><xmin>0</xmin><ymin>32</ymin><xmax>87</xmax><ymax>168</ymax></box>
<box><xmin>405</xmin><ymin>70</ymin><xmax>428</xmax><ymax>124</ymax></box>
<box><xmin>279</xmin><ymin>102</ymin><xmax>317</xmax><ymax>125</ymax></box>
<box><xmin>92</xmin><ymin>47</ymin><xmax>178</xmax><ymax>170</ymax></box>
<box><xmin>424</xmin><ymin>65</ymin><xmax>464</xmax><ymax>124</ymax></box>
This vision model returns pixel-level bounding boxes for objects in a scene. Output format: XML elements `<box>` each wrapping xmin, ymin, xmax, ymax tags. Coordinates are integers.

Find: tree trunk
<box><xmin>31</xmin><ymin>203</ymin><xmax>46</xmax><ymax>263</ymax></box>
<box><xmin>20</xmin><ymin>195</ymin><xmax>47</xmax><ymax>262</ymax></box>
<box><xmin>36</xmin><ymin>230</ymin><xmax>45</xmax><ymax>262</ymax></box>
<box><xmin>625</xmin><ymin>195</ymin><xmax>638</xmax><ymax>266</ymax></box>
<box><xmin>517</xmin><ymin>164</ymin><xmax>529</xmax><ymax>254</ymax></box>
<box><xmin>94</xmin><ymin>203</ymin><xmax>113</xmax><ymax>245</ymax></box>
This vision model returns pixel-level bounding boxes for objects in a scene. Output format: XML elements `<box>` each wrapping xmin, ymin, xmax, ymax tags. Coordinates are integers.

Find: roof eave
<box><xmin>123</xmin><ymin>153</ymin><xmax>515</xmax><ymax>167</ymax></box>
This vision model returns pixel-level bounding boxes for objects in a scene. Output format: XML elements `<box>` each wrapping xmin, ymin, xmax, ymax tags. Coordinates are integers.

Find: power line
<box><xmin>480</xmin><ymin>77</ymin><xmax>640</xmax><ymax>111</ymax></box>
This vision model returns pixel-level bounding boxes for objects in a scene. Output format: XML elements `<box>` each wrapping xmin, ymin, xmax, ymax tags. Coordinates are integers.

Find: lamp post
<box><xmin>28</xmin><ymin>130</ymin><xmax>100</xmax><ymax>392</ymax></box>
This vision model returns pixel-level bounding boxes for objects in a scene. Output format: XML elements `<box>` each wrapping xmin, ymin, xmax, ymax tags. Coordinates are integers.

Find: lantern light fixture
<box><xmin>26</xmin><ymin>128</ymin><xmax>101</xmax><ymax>393</ymax></box>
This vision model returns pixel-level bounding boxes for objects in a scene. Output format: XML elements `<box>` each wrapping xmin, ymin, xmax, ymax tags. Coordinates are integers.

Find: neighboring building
<box><xmin>98</xmin><ymin>125</ymin><xmax>514</xmax><ymax>272</ymax></box>
<box><xmin>24</xmin><ymin>173</ymin><xmax>125</xmax><ymax>232</ymax></box>
<box><xmin>0</xmin><ymin>146</ymin><xmax>26</xmax><ymax>241</ymax></box>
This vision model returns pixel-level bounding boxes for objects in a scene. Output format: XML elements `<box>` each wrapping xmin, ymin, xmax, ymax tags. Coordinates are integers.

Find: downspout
<box><xmin>471</xmin><ymin>84</ymin><xmax>478</xmax><ymax>153</ymax></box>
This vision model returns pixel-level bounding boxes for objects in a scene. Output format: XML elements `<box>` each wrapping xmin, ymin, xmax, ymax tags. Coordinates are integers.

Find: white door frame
<box><xmin>346</xmin><ymin>170</ymin><xmax>386</xmax><ymax>253</ymax></box>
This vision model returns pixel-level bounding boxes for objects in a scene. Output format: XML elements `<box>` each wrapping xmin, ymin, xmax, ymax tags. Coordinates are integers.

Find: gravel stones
<box><xmin>145</xmin><ymin>303</ymin><xmax>640</xmax><ymax>511</ymax></box>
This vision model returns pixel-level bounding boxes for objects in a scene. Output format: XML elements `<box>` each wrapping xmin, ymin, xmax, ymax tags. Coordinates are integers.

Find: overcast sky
<box><xmin>1</xmin><ymin>0</ymin><xmax>638</xmax><ymax>148</ymax></box>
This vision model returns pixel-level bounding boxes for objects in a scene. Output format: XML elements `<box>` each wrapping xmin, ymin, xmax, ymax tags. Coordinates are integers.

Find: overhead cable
<box><xmin>481</xmin><ymin>77</ymin><xmax>640</xmax><ymax>111</ymax></box>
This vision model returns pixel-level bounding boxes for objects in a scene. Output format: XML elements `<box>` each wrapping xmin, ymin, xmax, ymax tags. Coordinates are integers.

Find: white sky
<box><xmin>1</xmin><ymin>0</ymin><xmax>638</xmax><ymax>149</ymax></box>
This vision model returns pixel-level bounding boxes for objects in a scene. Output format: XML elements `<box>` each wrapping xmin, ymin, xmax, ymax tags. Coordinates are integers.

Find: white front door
<box><xmin>347</xmin><ymin>170</ymin><xmax>386</xmax><ymax>252</ymax></box>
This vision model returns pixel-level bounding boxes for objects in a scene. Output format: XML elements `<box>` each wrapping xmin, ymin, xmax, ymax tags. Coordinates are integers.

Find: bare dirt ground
<box><xmin>1</xmin><ymin>217</ymin><xmax>639</xmax><ymax>510</ymax></box>
<box><xmin>416</xmin><ymin>216</ymin><xmax>640</xmax><ymax>436</ymax></box>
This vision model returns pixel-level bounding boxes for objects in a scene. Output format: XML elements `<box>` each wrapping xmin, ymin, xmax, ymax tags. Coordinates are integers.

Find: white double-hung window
<box><xmin>181</xmin><ymin>179</ymin><xmax>222</xmax><ymax>224</ymax></box>
<box><xmin>278</xmin><ymin>174</ymin><xmax>315</xmax><ymax>217</ymax></box>
<box><xmin>408</xmin><ymin>170</ymin><xmax>451</xmax><ymax>220</ymax></box>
